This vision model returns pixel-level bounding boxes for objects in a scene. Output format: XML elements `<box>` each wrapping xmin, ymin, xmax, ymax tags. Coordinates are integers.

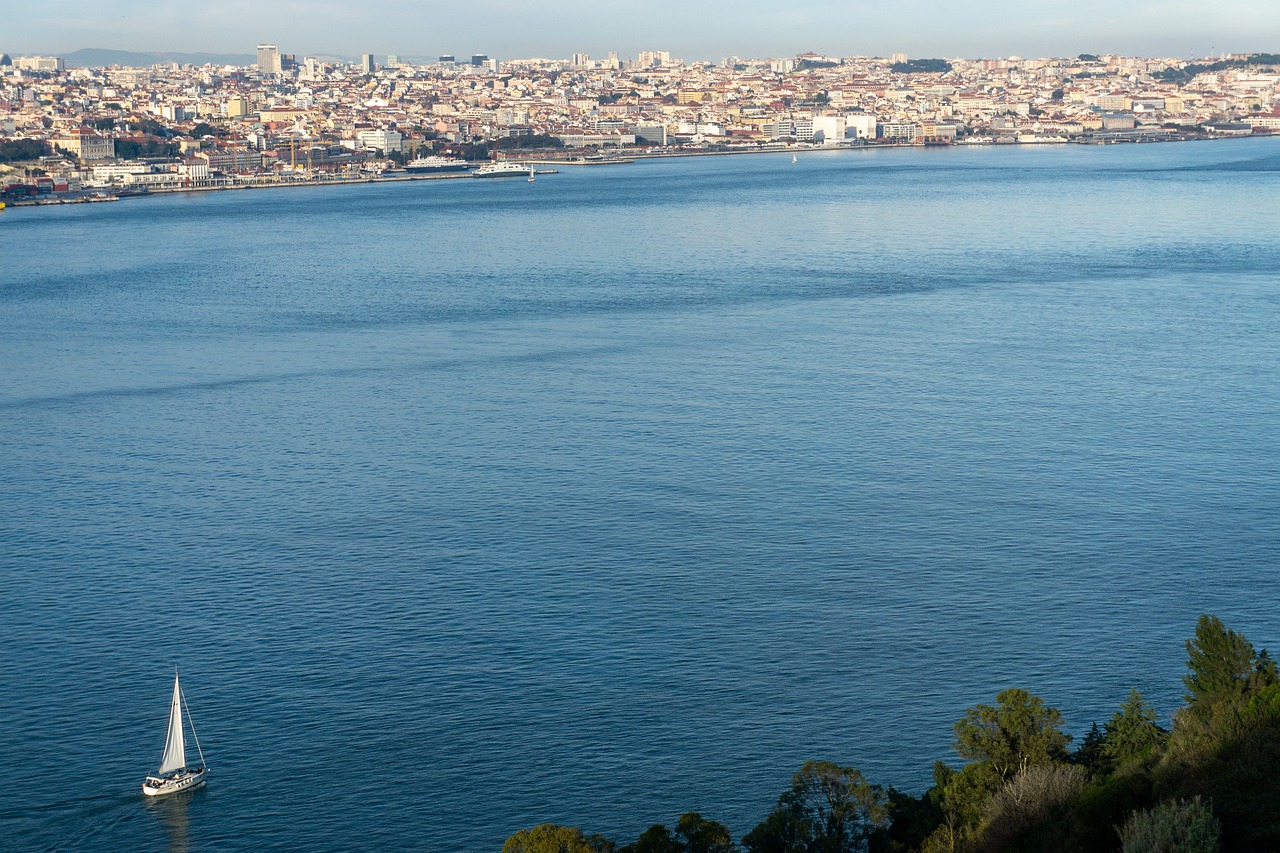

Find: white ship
<box><xmin>141</xmin><ymin>672</ymin><xmax>208</xmax><ymax>797</ymax></box>
<box><xmin>472</xmin><ymin>162</ymin><xmax>531</xmax><ymax>178</ymax></box>
<box><xmin>404</xmin><ymin>155</ymin><xmax>471</xmax><ymax>174</ymax></box>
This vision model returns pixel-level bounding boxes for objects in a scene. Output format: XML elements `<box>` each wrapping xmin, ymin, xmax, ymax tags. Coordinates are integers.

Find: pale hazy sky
<box><xmin>9</xmin><ymin>0</ymin><xmax>1278</xmax><ymax>60</ymax></box>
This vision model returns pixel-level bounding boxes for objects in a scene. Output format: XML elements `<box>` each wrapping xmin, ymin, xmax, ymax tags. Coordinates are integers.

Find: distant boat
<box><xmin>141</xmin><ymin>672</ymin><xmax>207</xmax><ymax>797</ymax></box>
<box><xmin>528</xmin><ymin>167</ymin><xmax>536</xmax><ymax>183</ymax></box>
<box><xmin>792</xmin><ymin>154</ymin><xmax>798</xmax><ymax>164</ymax></box>
<box><xmin>403</xmin><ymin>155</ymin><xmax>471</xmax><ymax>174</ymax></box>
<box><xmin>472</xmin><ymin>161</ymin><xmax>531</xmax><ymax>178</ymax></box>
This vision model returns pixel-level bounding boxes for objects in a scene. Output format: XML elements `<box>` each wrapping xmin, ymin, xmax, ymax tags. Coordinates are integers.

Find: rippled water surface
<box><xmin>2</xmin><ymin>139</ymin><xmax>1279</xmax><ymax>851</ymax></box>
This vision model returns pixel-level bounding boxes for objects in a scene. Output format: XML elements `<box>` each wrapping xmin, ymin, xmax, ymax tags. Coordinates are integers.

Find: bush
<box><xmin>504</xmin><ymin>823</ymin><xmax>616</xmax><ymax>853</ymax></box>
<box><xmin>1119</xmin><ymin>797</ymin><xmax>1219</xmax><ymax>853</ymax></box>
<box><xmin>975</xmin><ymin>764</ymin><xmax>1086</xmax><ymax>851</ymax></box>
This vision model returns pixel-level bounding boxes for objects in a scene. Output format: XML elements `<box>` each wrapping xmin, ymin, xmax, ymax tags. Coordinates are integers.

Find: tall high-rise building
<box><xmin>636</xmin><ymin>50</ymin><xmax>671</xmax><ymax>68</ymax></box>
<box><xmin>361</xmin><ymin>53</ymin><xmax>375</xmax><ymax>73</ymax></box>
<box><xmin>256</xmin><ymin>44</ymin><xmax>281</xmax><ymax>74</ymax></box>
<box><xmin>470</xmin><ymin>54</ymin><xmax>488</xmax><ymax>66</ymax></box>
<box><xmin>572</xmin><ymin>53</ymin><xmax>591</xmax><ymax>68</ymax></box>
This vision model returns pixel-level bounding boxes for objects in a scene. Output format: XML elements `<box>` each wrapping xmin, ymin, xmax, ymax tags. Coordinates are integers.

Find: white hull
<box><xmin>143</xmin><ymin>767</ymin><xmax>207</xmax><ymax>797</ymax></box>
<box><xmin>472</xmin><ymin>164</ymin><xmax>529</xmax><ymax>178</ymax></box>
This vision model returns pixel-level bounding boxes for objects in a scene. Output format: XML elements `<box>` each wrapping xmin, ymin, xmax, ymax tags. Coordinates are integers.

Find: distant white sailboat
<box><xmin>528</xmin><ymin>167</ymin><xmax>536</xmax><ymax>182</ymax></box>
<box><xmin>142</xmin><ymin>672</ymin><xmax>207</xmax><ymax>797</ymax></box>
<box><xmin>792</xmin><ymin>154</ymin><xmax>798</xmax><ymax>164</ymax></box>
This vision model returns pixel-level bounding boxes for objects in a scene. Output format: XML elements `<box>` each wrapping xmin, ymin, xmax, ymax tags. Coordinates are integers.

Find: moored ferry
<box><xmin>404</xmin><ymin>156</ymin><xmax>471</xmax><ymax>174</ymax></box>
<box><xmin>472</xmin><ymin>162</ymin><xmax>530</xmax><ymax>178</ymax></box>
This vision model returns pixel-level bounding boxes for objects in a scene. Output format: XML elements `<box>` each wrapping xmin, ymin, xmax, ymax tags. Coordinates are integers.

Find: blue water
<box><xmin>2</xmin><ymin>139</ymin><xmax>1279</xmax><ymax>852</ymax></box>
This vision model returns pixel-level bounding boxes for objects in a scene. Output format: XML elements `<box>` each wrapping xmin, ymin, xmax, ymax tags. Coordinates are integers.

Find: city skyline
<box><xmin>8</xmin><ymin>0</ymin><xmax>1278</xmax><ymax>61</ymax></box>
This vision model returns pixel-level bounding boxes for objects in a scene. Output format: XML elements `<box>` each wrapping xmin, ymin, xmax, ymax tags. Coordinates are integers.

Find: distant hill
<box><xmin>64</xmin><ymin>48</ymin><xmax>257</xmax><ymax>68</ymax></box>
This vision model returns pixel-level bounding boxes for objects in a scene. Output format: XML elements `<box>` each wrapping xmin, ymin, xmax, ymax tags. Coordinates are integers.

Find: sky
<box><xmin>8</xmin><ymin>0</ymin><xmax>1279</xmax><ymax>61</ymax></box>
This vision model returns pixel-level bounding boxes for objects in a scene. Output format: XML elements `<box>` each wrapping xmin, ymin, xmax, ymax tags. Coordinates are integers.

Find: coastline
<box><xmin>3</xmin><ymin>133</ymin><xmax>1271</xmax><ymax>210</ymax></box>
<box><xmin>0</xmin><ymin>167</ymin><xmax>558</xmax><ymax>206</ymax></box>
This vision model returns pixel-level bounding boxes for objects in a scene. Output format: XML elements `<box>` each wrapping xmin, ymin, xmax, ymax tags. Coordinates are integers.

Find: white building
<box><xmin>878</xmin><ymin>122</ymin><xmax>918</xmax><ymax>142</ymax></box>
<box><xmin>355</xmin><ymin>129</ymin><xmax>403</xmax><ymax>153</ymax></box>
<box><xmin>108</xmin><ymin>69</ymin><xmax>151</xmax><ymax>87</ymax></box>
<box><xmin>257</xmin><ymin>44</ymin><xmax>282</xmax><ymax>75</ymax></box>
<box><xmin>636</xmin><ymin>51</ymin><xmax>671</xmax><ymax>68</ymax></box>
<box><xmin>845</xmin><ymin>115</ymin><xmax>877</xmax><ymax>139</ymax></box>
<box><xmin>54</xmin><ymin>127</ymin><xmax>114</xmax><ymax>160</ymax></box>
<box><xmin>14</xmin><ymin>56</ymin><xmax>65</xmax><ymax>72</ymax></box>
<box><xmin>92</xmin><ymin>162</ymin><xmax>150</xmax><ymax>182</ymax></box>
<box><xmin>811</xmin><ymin>115</ymin><xmax>846</xmax><ymax>144</ymax></box>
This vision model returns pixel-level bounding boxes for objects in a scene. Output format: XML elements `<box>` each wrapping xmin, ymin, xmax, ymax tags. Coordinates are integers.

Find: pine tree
<box><xmin>1183</xmin><ymin>614</ymin><xmax>1258</xmax><ymax>710</ymax></box>
<box><xmin>1103</xmin><ymin>689</ymin><xmax>1166</xmax><ymax>765</ymax></box>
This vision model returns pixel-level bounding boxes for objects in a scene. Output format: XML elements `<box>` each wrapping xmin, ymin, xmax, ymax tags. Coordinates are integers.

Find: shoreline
<box><xmin>2</xmin><ymin>133</ymin><xmax>1271</xmax><ymax>210</ymax></box>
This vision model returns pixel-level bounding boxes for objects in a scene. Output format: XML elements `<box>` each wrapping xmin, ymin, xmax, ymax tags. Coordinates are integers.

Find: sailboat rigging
<box><xmin>142</xmin><ymin>672</ymin><xmax>208</xmax><ymax>797</ymax></box>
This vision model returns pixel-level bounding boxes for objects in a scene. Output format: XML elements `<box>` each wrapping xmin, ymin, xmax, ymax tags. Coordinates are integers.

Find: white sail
<box><xmin>157</xmin><ymin>673</ymin><xmax>187</xmax><ymax>775</ymax></box>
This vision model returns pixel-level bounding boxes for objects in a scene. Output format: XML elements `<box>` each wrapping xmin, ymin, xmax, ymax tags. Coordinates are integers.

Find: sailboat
<box><xmin>142</xmin><ymin>672</ymin><xmax>208</xmax><ymax>797</ymax></box>
<box><xmin>792</xmin><ymin>154</ymin><xmax>798</xmax><ymax>164</ymax></box>
<box><xmin>527</xmin><ymin>167</ymin><xmax>536</xmax><ymax>183</ymax></box>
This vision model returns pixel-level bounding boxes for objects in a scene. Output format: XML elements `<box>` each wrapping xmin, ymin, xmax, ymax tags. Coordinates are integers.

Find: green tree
<box><xmin>623</xmin><ymin>815</ymin><xmax>736</xmax><ymax>853</ymax></box>
<box><xmin>622</xmin><ymin>824</ymin><xmax>683</xmax><ymax>853</ymax></box>
<box><xmin>1118</xmin><ymin>797</ymin><xmax>1220</xmax><ymax>853</ymax></box>
<box><xmin>1250</xmin><ymin>648</ymin><xmax>1278</xmax><ymax>693</ymax></box>
<box><xmin>890</xmin><ymin>59</ymin><xmax>952</xmax><ymax>73</ymax></box>
<box><xmin>1183</xmin><ymin>615</ymin><xmax>1266</xmax><ymax>713</ymax></box>
<box><xmin>675</xmin><ymin>813</ymin><xmax>736</xmax><ymax>853</ymax></box>
<box><xmin>953</xmin><ymin>689</ymin><xmax>1072</xmax><ymax>779</ymax></box>
<box><xmin>130</xmin><ymin>116</ymin><xmax>172</xmax><ymax>137</ymax></box>
<box><xmin>743</xmin><ymin>760</ymin><xmax>887</xmax><ymax>853</ymax></box>
<box><xmin>918</xmin><ymin>761</ymin><xmax>1002</xmax><ymax>852</ymax></box>
<box><xmin>495</xmin><ymin>134</ymin><xmax>565</xmax><ymax>150</ymax></box>
<box><xmin>0</xmin><ymin>138</ymin><xmax>50</xmax><ymax>163</ymax></box>
<box><xmin>874</xmin><ymin>784</ymin><xmax>944</xmax><ymax>853</ymax></box>
<box><xmin>504</xmin><ymin>823</ymin><xmax>616</xmax><ymax>853</ymax></box>
<box><xmin>1072</xmin><ymin>722</ymin><xmax>1107</xmax><ymax>772</ymax></box>
<box><xmin>1103</xmin><ymin>690</ymin><xmax>1165</xmax><ymax>765</ymax></box>
<box><xmin>113</xmin><ymin>138</ymin><xmax>179</xmax><ymax>159</ymax></box>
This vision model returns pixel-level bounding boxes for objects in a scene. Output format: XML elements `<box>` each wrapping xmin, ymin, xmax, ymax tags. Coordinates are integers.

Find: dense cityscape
<box><xmin>1</xmin><ymin>46</ymin><xmax>1278</xmax><ymax>202</ymax></box>
<box><xmin>6</xmin><ymin>5</ymin><xmax>1280</xmax><ymax>847</ymax></box>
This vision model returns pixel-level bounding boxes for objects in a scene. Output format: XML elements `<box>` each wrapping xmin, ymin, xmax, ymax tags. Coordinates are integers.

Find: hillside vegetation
<box><xmin>504</xmin><ymin>615</ymin><xmax>1280</xmax><ymax>853</ymax></box>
